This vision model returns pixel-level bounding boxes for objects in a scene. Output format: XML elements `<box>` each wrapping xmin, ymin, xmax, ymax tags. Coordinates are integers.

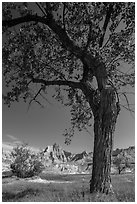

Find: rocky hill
<box><xmin>112</xmin><ymin>146</ymin><xmax>135</xmax><ymax>162</ymax></box>
<box><xmin>2</xmin><ymin>142</ymin><xmax>135</xmax><ymax>175</ymax></box>
<box><xmin>39</xmin><ymin>143</ymin><xmax>92</xmax><ymax>163</ymax></box>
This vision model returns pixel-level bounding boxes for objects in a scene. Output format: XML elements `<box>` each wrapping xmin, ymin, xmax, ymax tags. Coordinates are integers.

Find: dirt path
<box><xmin>3</xmin><ymin>177</ymin><xmax>74</xmax><ymax>185</ymax></box>
<box><xmin>28</xmin><ymin>177</ymin><xmax>74</xmax><ymax>183</ymax></box>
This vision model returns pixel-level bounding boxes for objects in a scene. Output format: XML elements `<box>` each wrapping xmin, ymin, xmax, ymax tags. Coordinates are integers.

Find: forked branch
<box><xmin>27</xmin><ymin>87</ymin><xmax>44</xmax><ymax>111</ymax></box>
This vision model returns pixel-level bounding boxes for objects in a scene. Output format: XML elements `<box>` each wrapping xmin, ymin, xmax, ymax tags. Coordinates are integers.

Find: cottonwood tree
<box><xmin>2</xmin><ymin>2</ymin><xmax>134</xmax><ymax>193</ymax></box>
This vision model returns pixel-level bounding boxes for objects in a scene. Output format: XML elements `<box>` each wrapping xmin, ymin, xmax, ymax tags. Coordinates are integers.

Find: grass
<box><xmin>2</xmin><ymin>173</ymin><xmax>135</xmax><ymax>202</ymax></box>
<box><xmin>112</xmin><ymin>174</ymin><xmax>135</xmax><ymax>202</ymax></box>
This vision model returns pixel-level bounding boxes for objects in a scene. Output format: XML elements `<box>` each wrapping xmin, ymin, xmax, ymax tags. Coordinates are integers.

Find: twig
<box><xmin>84</xmin><ymin>127</ymin><xmax>93</xmax><ymax>137</ymax></box>
<box><xmin>27</xmin><ymin>87</ymin><xmax>43</xmax><ymax>111</ymax></box>
<box><xmin>35</xmin><ymin>100</ymin><xmax>44</xmax><ymax>108</ymax></box>
<box><xmin>120</xmin><ymin>104</ymin><xmax>134</xmax><ymax>113</ymax></box>
<box><xmin>39</xmin><ymin>91</ymin><xmax>53</xmax><ymax>105</ymax></box>
<box><xmin>100</xmin><ymin>36</ymin><xmax>110</xmax><ymax>51</ymax></box>
<box><xmin>120</xmin><ymin>93</ymin><xmax>135</xmax><ymax>117</ymax></box>
<box><xmin>106</xmin><ymin>56</ymin><xmax>121</xmax><ymax>68</ymax></box>
<box><xmin>35</xmin><ymin>2</ymin><xmax>47</xmax><ymax>17</ymax></box>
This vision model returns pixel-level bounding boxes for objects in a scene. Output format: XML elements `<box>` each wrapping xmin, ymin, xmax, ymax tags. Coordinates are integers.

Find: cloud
<box><xmin>4</xmin><ymin>135</ymin><xmax>40</xmax><ymax>153</ymax></box>
<box><xmin>6</xmin><ymin>134</ymin><xmax>18</xmax><ymax>141</ymax></box>
<box><xmin>2</xmin><ymin>142</ymin><xmax>14</xmax><ymax>152</ymax></box>
<box><xmin>2</xmin><ymin>141</ymin><xmax>40</xmax><ymax>154</ymax></box>
<box><xmin>30</xmin><ymin>146</ymin><xmax>40</xmax><ymax>153</ymax></box>
<box><xmin>13</xmin><ymin>140</ymin><xmax>23</xmax><ymax>145</ymax></box>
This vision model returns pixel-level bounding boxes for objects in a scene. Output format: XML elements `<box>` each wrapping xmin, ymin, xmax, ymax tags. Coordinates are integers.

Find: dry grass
<box><xmin>2</xmin><ymin>173</ymin><xmax>135</xmax><ymax>202</ymax></box>
<box><xmin>112</xmin><ymin>174</ymin><xmax>135</xmax><ymax>202</ymax></box>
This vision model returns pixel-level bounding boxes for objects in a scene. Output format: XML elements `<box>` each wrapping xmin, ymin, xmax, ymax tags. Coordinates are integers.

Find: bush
<box><xmin>10</xmin><ymin>144</ymin><xmax>44</xmax><ymax>178</ymax></box>
<box><xmin>113</xmin><ymin>152</ymin><xmax>131</xmax><ymax>174</ymax></box>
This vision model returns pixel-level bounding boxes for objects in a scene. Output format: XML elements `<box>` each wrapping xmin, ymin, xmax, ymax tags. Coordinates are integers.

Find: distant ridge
<box><xmin>2</xmin><ymin>142</ymin><xmax>135</xmax><ymax>174</ymax></box>
<box><xmin>41</xmin><ymin>143</ymin><xmax>91</xmax><ymax>163</ymax></box>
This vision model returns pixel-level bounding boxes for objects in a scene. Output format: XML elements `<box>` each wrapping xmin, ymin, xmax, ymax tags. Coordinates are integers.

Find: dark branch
<box><xmin>122</xmin><ymin>93</ymin><xmax>134</xmax><ymax>112</ymax></box>
<box><xmin>35</xmin><ymin>2</ymin><xmax>47</xmax><ymax>16</ymax></box>
<box><xmin>81</xmin><ymin>64</ymin><xmax>90</xmax><ymax>82</ymax></box>
<box><xmin>3</xmin><ymin>14</ymin><xmax>83</xmax><ymax>60</ymax></box>
<box><xmin>30</xmin><ymin>77</ymin><xmax>82</xmax><ymax>90</ymax></box>
<box><xmin>84</xmin><ymin>23</ymin><xmax>92</xmax><ymax>51</ymax></box>
<box><xmin>27</xmin><ymin>87</ymin><xmax>43</xmax><ymax>111</ymax></box>
<box><xmin>3</xmin><ymin>15</ymin><xmax>48</xmax><ymax>28</ymax></box>
<box><xmin>99</xmin><ymin>3</ymin><xmax>113</xmax><ymax>48</ymax></box>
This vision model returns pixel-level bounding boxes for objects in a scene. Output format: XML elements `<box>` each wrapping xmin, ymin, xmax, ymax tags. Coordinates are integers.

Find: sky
<box><xmin>2</xmin><ymin>2</ymin><xmax>135</xmax><ymax>154</ymax></box>
<box><xmin>2</xmin><ymin>89</ymin><xmax>135</xmax><ymax>153</ymax></box>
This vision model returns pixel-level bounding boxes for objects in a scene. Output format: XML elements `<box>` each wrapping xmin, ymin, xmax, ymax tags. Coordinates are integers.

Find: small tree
<box><xmin>10</xmin><ymin>144</ymin><xmax>44</xmax><ymax>178</ymax></box>
<box><xmin>113</xmin><ymin>153</ymin><xmax>130</xmax><ymax>174</ymax></box>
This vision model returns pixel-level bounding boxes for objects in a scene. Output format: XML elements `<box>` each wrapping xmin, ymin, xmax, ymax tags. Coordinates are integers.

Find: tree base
<box><xmin>91</xmin><ymin>191</ymin><xmax>117</xmax><ymax>202</ymax></box>
<box><xmin>90</xmin><ymin>181</ymin><xmax>114</xmax><ymax>194</ymax></box>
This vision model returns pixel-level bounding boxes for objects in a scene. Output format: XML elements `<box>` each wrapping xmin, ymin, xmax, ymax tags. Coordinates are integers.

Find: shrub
<box><xmin>10</xmin><ymin>144</ymin><xmax>44</xmax><ymax>178</ymax></box>
<box><xmin>113</xmin><ymin>152</ymin><xmax>131</xmax><ymax>174</ymax></box>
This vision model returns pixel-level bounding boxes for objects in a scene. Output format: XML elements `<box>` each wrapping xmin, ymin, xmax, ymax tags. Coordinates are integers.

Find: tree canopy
<box><xmin>2</xmin><ymin>2</ymin><xmax>135</xmax><ymax>141</ymax></box>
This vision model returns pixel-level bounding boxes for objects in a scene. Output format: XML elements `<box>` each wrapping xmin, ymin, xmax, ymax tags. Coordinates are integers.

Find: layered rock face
<box><xmin>2</xmin><ymin>152</ymin><xmax>12</xmax><ymax>172</ymax></box>
<box><xmin>2</xmin><ymin>143</ymin><xmax>135</xmax><ymax>175</ymax></box>
<box><xmin>42</xmin><ymin>143</ymin><xmax>68</xmax><ymax>163</ymax></box>
<box><xmin>38</xmin><ymin>143</ymin><xmax>92</xmax><ymax>174</ymax></box>
<box><xmin>112</xmin><ymin>146</ymin><xmax>135</xmax><ymax>162</ymax></box>
<box><xmin>2</xmin><ymin>144</ymin><xmax>13</xmax><ymax>172</ymax></box>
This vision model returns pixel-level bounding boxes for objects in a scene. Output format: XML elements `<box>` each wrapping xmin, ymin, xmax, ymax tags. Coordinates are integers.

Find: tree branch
<box><xmin>30</xmin><ymin>76</ymin><xmax>82</xmax><ymax>90</ymax></box>
<box><xmin>2</xmin><ymin>10</ymin><xmax>108</xmax><ymax>91</ymax></box>
<box><xmin>100</xmin><ymin>36</ymin><xmax>110</xmax><ymax>51</ymax></box>
<box><xmin>35</xmin><ymin>2</ymin><xmax>47</xmax><ymax>17</ymax></box>
<box><xmin>3</xmin><ymin>14</ymin><xmax>84</xmax><ymax>60</ymax></box>
<box><xmin>119</xmin><ymin>92</ymin><xmax>135</xmax><ymax>118</ymax></box>
<box><xmin>99</xmin><ymin>3</ymin><xmax>113</xmax><ymax>48</ymax></box>
<box><xmin>3</xmin><ymin>14</ymin><xmax>48</xmax><ymax>28</ymax></box>
<box><xmin>27</xmin><ymin>87</ymin><xmax>44</xmax><ymax>111</ymax></box>
<box><xmin>84</xmin><ymin>23</ymin><xmax>92</xmax><ymax>51</ymax></box>
<box><xmin>106</xmin><ymin>56</ymin><xmax>121</xmax><ymax>68</ymax></box>
<box><xmin>120</xmin><ymin>104</ymin><xmax>134</xmax><ymax>113</ymax></box>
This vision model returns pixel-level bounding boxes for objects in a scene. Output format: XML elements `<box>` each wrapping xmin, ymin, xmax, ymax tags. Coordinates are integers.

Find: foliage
<box><xmin>10</xmin><ymin>144</ymin><xmax>44</xmax><ymax>178</ymax></box>
<box><xmin>2</xmin><ymin>2</ymin><xmax>135</xmax><ymax>140</ymax></box>
<box><xmin>113</xmin><ymin>152</ymin><xmax>131</xmax><ymax>174</ymax></box>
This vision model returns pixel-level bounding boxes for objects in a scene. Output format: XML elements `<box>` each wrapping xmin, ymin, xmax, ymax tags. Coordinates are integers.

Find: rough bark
<box><xmin>90</xmin><ymin>88</ymin><xmax>119</xmax><ymax>194</ymax></box>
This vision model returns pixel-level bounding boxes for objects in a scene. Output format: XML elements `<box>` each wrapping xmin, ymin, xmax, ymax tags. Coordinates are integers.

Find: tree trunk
<box><xmin>118</xmin><ymin>168</ymin><xmax>121</xmax><ymax>174</ymax></box>
<box><xmin>90</xmin><ymin>88</ymin><xmax>119</xmax><ymax>194</ymax></box>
